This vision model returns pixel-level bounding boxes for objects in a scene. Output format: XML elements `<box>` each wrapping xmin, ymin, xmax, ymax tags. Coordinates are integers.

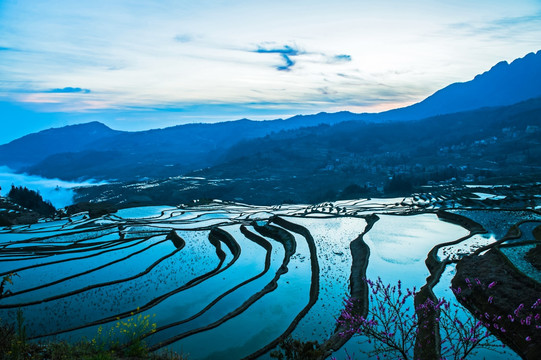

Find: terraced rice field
<box><xmin>1</xmin><ymin>196</ymin><xmax>538</xmax><ymax>359</ymax></box>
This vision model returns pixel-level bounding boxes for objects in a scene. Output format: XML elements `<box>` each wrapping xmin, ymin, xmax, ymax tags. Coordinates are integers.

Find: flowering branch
<box><xmin>338</xmin><ymin>277</ymin><xmax>507</xmax><ymax>360</ymax></box>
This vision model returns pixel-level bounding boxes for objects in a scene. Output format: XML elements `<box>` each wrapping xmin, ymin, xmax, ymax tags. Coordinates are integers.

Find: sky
<box><xmin>1</xmin><ymin>0</ymin><xmax>541</xmax><ymax>144</ymax></box>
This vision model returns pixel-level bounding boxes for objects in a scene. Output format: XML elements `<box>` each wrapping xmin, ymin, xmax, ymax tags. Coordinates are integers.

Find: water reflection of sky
<box><xmin>0</xmin><ymin>200</ymin><xmax>527</xmax><ymax>359</ymax></box>
<box><xmin>0</xmin><ymin>166</ymin><xmax>105</xmax><ymax>208</ymax></box>
<box><xmin>364</xmin><ymin>213</ymin><xmax>469</xmax><ymax>290</ymax></box>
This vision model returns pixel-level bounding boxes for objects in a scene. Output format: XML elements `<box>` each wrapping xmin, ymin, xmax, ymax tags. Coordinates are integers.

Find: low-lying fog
<box><xmin>0</xmin><ymin>166</ymin><xmax>105</xmax><ymax>208</ymax></box>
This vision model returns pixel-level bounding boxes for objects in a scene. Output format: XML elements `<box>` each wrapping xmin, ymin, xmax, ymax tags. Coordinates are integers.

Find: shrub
<box><xmin>91</xmin><ymin>309</ymin><xmax>157</xmax><ymax>357</ymax></box>
<box><xmin>337</xmin><ymin>277</ymin><xmax>503</xmax><ymax>360</ymax></box>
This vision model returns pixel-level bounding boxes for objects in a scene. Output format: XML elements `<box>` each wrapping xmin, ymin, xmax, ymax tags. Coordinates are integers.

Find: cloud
<box><xmin>492</xmin><ymin>12</ymin><xmax>541</xmax><ymax>28</ymax></box>
<box><xmin>174</xmin><ymin>34</ymin><xmax>193</xmax><ymax>43</ymax></box>
<box><xmin>253</xmin><ymin>44</ymin><xmax>302</xmax><ymax>71</ymax></box>
<box><xmin>337</xmin><ymin>72</ymin><xmax>362</xmax><ymax>80</ymax></box>
<box><xmin>322</xmin><ymin>54</ymin><xmax>352</xmax><ymax>64</ymax></box>
<box><xmin>47</xmin><ymin>87</ymin><xmax>91</xmax><ymax>94</ymax></box>
<box><xmin>0</xmin><ymin>47</ymin><xmax>13</xmax><ymax>51</ymax></box>
<box><xmin>254</xmin><ymin>44</ymin><xmax>300</xmax><ymax>56</ymax></box>
<box><xmin>277</xmin><ymin>54</ymin><xmax>295</xmax><ymax>71</ymax></box>
<box><xmin>447</xmin><ymin>12</ymin><xmax>541</xmax><ymax>39</ymax></box>
<box><xmin>331</xmin><ymin>54</ymin><xmax>352</xmax><ymax>63</ymax></box>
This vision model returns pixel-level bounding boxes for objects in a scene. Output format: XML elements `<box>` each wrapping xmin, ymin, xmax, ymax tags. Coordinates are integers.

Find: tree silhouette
<box><xmin>8</xmin><ymin>185</ymin><xmax>55</xmax><ymax>216</ymax></box>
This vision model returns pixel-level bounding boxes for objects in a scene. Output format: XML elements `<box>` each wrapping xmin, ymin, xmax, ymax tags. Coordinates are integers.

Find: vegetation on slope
<box><xmin>70</xmin><ymin>97</ymin><xmax>541</xmax><ymax>206</ymax></box>
<box><xmin>7</xmin><ymin>185</ymin><xmax>56</xmax><ymax>217</ymax></box>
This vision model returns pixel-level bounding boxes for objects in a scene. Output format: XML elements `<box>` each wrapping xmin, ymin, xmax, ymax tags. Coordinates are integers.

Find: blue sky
<box><xmin>1</xmin><ymin>0</ymin><xmax>541</xmax><ymax>144</ymax></box>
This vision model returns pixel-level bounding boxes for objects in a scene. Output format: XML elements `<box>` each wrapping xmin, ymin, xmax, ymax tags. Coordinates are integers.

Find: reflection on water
<box><xmin>0</xmin><ymin>198</ymin><xmax>531</xmax><ymax>359</ymax></box>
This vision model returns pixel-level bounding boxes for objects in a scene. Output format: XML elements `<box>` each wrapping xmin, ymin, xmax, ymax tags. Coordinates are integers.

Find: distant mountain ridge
<box><xmin>75</xmin><ymin>97</ymin><xmax>541</xmax><ymax>205</ymax></box>
<box><xmin>0</xmin><ymin>121</ymin><xmax>121</xmax><ymax>169</ymax></box>
<box><xmin>378</xmin><ymin>50</ymin><xmax>541</xmax><ymax>120</ymax></box>
<box><xmin>0</xmin><ymin>50</ymin><xmax>540</xmax><ymax>181</ymax></box>
<box><xmin>0</xmin><ymin>111</ymin><xmax>374</xmax><ymax>179</ymax></box>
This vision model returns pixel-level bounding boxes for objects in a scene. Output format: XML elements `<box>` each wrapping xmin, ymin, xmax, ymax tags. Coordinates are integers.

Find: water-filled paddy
<box><xmin>0</xmin><ymin>199</ymin><xmax>532</xmax><ymax>359</ymax></box>
<box><xmin>364</xmin><ymin>213</ymin><xmax>469</xmax><ymax>290</ymax></box>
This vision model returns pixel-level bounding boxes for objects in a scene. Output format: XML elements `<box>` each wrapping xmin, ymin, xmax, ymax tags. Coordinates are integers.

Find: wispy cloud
<box><xmin>47</xmin><ymin>87</ymin><xmax>91</xmax><ymax>94</ymax></box>
<box><xmin>254</xmin><ymin>44</ymin><xmax>300</xmax><ymax>56</ymax></box>
<box><xmin>447</xmin><ymin>12</ymin><xmax>541</xmax><ymax>39</ymax></box>
<box><xmin>277</xmin><ymin>54</ymin><xmax>295</xmax><ymax>71</ymax></box>
<box><xmin>492</xmin><ymin>12</ymin><xmax>541</xmax><ymax>27</ymax></box>
<box><xmin>328</xmin><ymin>54</ymin><xmax>352</xmax><ymax>63</ymax></box>
<box><xmin>253</xmin><ymin>44</ymin><xmax>303</xmax><ymax>71</ymax></box>
<box><xmin>174</xmin><ymin>33</ymin><xmax>194</xmax><ymax>43</ymax></box>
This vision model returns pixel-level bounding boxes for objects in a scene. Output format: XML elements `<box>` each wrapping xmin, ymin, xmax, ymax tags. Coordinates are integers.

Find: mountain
<box><xmin>378</xmin><ymin>50</ymin><xmax>541</xmax><ymax>120</ymax></box>
<box><xmin>0</xmin><ymin>121</ymin><xmax>121</xmax><ymax>169</ymax></box>
<box><xmin>3</xmin><ymin>117</ymin><xmax>365</xmax><ymax>181</ymax></box>
<box><xmin>75</xmin><ymin>97</ymin><xmax>541</xmax><ymax>206</ymax></box>
<box><xmin>0</xmin><ymin>113</ymin><xmax>371</xmax><ymax>180</ymax></box>
<box><xmin>215</xmin><ymin>97</ymin><xmax>541</xmax><ymax>177</ymax></box>
<box><xmin>0</xmin><ymin>50</ymin><xmax>540</xmax><ymax>181</ymax></box>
